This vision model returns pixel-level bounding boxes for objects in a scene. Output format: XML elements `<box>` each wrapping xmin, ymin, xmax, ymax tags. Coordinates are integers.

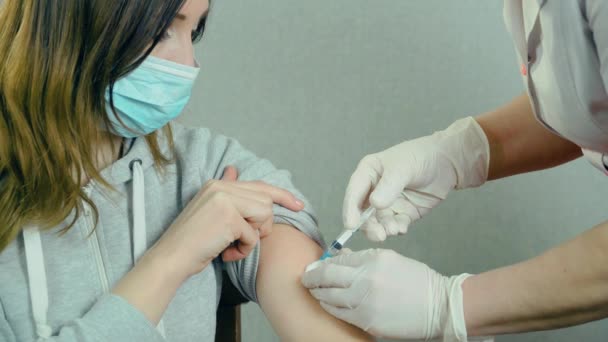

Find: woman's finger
<box><xmin>219</xmin><ymin>183</ymin><xmax>276</xmax><ymax>211</ymax></box>
<box><xmin>248</xmin><ymin>216</ymin><xmax>274</xmax><ymax>238</ymax></box>
<box><xmin>221</xmin><ymin>166</ymin><xmax>239</xmax><ymax>182</ymax></box>
<box><xmin>227</xmin><ymin>192</ymin><xmax>274</xmax><ymax>227</ymax></box>
<box><xmin>217</xmin><ymin>166</ymin><xmax>303</xmax><ymax>211</ymax></box>
<box><xmin>232</xmin><ymin>181</ymin><xmax>304</xmax><ymax>211</ymax></box>
<box><xmin>222</xmin><ymin>220</ymin><xmax>260</xmax><ymax>262</ymax></box>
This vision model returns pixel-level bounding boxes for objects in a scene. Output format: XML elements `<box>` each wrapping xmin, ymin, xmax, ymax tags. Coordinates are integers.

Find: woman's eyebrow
<box><xmin>175</xmin><ymin>9</ymin><xmax>208</xmax><ymax>24</ymax></box>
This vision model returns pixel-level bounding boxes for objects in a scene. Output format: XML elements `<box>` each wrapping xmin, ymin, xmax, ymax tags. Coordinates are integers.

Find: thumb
<box><xmin>221</xmin><ymin>166</ymin><xmax>239</xmax><ymax>181</ymax></box>
<box><xmin>369</xmin><ymin>169</ymin><xmax>411</xmax><ymax>209</ymax></box>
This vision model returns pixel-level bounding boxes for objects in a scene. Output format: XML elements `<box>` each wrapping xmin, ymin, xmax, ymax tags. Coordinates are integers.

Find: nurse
<box><xmin>302</xmin><ymin>1</ymin><xmax>608</xmax><ymax>341</ymax></box>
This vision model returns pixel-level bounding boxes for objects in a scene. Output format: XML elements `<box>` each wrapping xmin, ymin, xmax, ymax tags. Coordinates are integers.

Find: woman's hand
<box><xmin>113</xmin><ymin>166</ymin><xmax>304</xmax><ymax>324</ymax></box>
<box><xmin>150</xmin><ymin>166</ymin><xmax>304</xmax><ymax>278</ymax></box>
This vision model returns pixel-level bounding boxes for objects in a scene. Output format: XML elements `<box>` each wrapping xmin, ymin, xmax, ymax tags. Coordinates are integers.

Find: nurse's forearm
<box><xmin>463</xmin><ymin>220</ymin><xmax>608</xmax><ymax>336</ymax></box>
<box><xmin>476</xmin><ymin>93</ymin><xmax>581</xmax><ymax>180</ymax></box>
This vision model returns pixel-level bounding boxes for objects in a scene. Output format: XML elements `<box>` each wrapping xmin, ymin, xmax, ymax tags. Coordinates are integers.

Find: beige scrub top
<box><xmin>504</xmin><ymin>0</ymin><xmax>608</xmax><ymax>174</ymax></box>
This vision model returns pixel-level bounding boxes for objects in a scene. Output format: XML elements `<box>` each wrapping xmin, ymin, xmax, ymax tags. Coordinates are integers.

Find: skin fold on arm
<box><xmin>257</xmin><ymin>224</ymin><xmax>373</xmax><ymax>341</ymax></box>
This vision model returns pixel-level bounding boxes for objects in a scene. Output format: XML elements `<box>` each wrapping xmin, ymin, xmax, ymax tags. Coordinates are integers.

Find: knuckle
<box><xmin>252</xmin><ymin>180</ymin><xmax>266</xmax><ymax>186</ymax></box>
<box><xmin>221</xmin><ymin>234</ymin><xmax>235</xmax><ymax>247</ymax></box>
<box><xmin>260</xmin><ymin>195</ymin><xmax>273</xmax><ymax>207</ymax></box>
<box><xmin>209</xmin><ymin>192</ymin><xmax>231</xmax><ymax>211</ymax></box>
<box><xmin>209</xmin><ymin>190</ymin><xmax>225</xmax><ymax>202</ymax></box>
<box><xmin>263</xmin><ymin>205</ymin><xmax>274</xmax><ymax>217</ymax></box>
<box><xmin>229</xmin><ymin>213</ymin><xmax>245</xmax><ymax>227</ymax></box>
<box><xmin>359</xmin><ymin>154</ymin><xmax>378</xmax><ymax>168</ymax></box>
<box><xmin>229</xmin><ymin>222</ymin><xmax>244</xmax><ymax>239</ymax></box>
<box><xmin>203</xmin><ymin>179</ymin><xmax>221</xmax><ymax>192</ymax></box>
<box><xmin>370</xmin><ymin>248</ymin><xmax>395</xmax><ymax>265</ymax></box>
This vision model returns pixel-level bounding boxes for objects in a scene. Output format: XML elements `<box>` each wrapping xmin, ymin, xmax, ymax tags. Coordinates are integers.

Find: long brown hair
<box><xmin>0</xmin><ymin>1</ymin><xmax>202</xmax><ymax>251</ymax></box>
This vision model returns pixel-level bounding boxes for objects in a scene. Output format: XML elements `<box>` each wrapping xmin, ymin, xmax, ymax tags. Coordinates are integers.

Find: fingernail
<box><xmin>295</xmin><ymin>199</ymin><xmax>304</xmax><ymax>207</ymax></box>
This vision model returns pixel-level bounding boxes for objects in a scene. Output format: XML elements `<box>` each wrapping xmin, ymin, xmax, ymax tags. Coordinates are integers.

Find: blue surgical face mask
<box><xmin>106</xmin><ymin>56</ymin><xmax>200</xmax><ymax>138</ymax></box>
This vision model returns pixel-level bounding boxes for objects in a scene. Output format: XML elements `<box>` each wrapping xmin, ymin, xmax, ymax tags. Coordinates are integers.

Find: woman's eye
<box><xmin>191</xmin><ymin>29</ymin><xmax>200</xmax><ymax>41</ymax></box>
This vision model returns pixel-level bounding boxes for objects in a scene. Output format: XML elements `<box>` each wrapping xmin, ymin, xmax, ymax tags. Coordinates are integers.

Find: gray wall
<box><xmin>180</xmin><ymin>0</ymin><xmax>608</xmax><ymax>341</ymax></box>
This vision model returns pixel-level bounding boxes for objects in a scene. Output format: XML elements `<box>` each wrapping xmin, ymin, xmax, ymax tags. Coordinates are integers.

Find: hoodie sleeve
<box><xmin>2</xmin><ymin>294</ymin><xmax>165</xmax><ymax>342</ymax></box>
<box><xmin>195</xmin><ymin>129</ymin><xmax>326</xmax><ymax>302</ymax></box>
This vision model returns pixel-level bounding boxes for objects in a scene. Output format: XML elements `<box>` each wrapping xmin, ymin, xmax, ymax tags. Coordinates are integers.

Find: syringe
<box><xmin>319</xmin><ymin>207</ymin><xmax>376</xmax><ymax>260</ymax></box>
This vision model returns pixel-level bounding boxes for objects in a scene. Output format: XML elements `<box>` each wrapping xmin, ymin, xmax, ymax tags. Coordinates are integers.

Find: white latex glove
<box><xmin>302</xmin><ymin>249</ymin><xmax>492</xmax><ymax>341</ymax></box>
<box><xmin>344</xmin><ymin>117</ymin><xmax>490</xmax><ymax>241</ymax></box>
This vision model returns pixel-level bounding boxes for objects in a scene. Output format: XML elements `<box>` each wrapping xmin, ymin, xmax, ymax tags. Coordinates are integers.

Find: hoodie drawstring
<box><xmin>130</xmin><ymin>159</ymin><xmax>166</xmax><ymax>338</ymax></box>
<box><xmin>22</xmin><ymin>226</ymin><xmax>52</xmax><ymax>340</ymax></box>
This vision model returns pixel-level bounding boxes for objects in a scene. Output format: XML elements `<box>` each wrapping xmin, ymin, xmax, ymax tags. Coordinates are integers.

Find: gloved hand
<box><xmin>343</xmin><ymin>117</ymin><xmax>490</xmax><ymax>241</ymax></box>
<box><xmin>301</xmin><ymin>249</ymin><xmax>477</xmax><ymax>341</ymax></box>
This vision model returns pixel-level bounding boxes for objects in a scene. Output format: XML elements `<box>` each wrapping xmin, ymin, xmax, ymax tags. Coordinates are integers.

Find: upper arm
<box><xmin>193</xmin><ymin>127</ymin><xmax>364</xmax><ymax>338</ymax></box>
<box><xmin>256</xmin><ymin>224</ymin><xmax>373</xmax><ymax>342</ymax></box>
<box><xmin>206</xmin><ymin>131</ymin><xmax>326</xmax><ymax>302</ymax></box>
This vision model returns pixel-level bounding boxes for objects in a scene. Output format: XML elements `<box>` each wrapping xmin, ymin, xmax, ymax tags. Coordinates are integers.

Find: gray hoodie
<box><xmin>0</xmin><ymin>123</ymin><xmax>324</xmax><ymax>341</ymax></box>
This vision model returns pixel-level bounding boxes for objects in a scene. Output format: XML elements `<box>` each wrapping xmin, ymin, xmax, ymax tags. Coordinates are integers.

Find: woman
<box><xmin>303</xmin><ymin>1</ymin><xmax>608</xmax><ymax>341</ymax></box>
<box><xmin>0</xmin><ymin>1</ymin><xmax>372</xmax><ymax>341</ymax></box>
